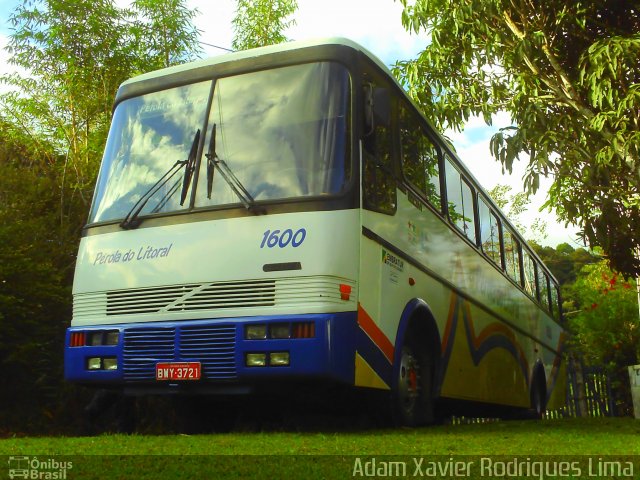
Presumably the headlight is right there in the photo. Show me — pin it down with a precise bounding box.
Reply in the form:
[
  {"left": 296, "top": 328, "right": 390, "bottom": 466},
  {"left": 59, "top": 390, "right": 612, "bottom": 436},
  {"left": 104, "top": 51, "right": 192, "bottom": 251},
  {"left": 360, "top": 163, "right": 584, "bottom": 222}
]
[
  {"left": 245, "top": 353, "right": 267, "bottom": 367},
  {"left": 87, "top": 357, "right": 102, "bottom": 370},
  {"left": 102, "top": 357, "right": 118, "bottom": 370},
  {"left": 87, "top": 332, "right": 103, "bottom": 346},
  {"left": 245, "top": 325, "right": 267, "bottom": 340},
  {"left": 269, "top": 324, "right": 290, "bottom": 339},
  {"left": 269, "top": 352, "right": 290, "bottom": 366},
  {"left": 105, "top": 331, "right": 120, "bottom": 345}
]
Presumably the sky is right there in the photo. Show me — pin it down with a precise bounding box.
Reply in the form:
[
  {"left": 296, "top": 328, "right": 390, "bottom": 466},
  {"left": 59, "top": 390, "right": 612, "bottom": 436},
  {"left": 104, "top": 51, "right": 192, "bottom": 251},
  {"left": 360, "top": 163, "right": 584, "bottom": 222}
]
[{"left": 0, "top": 0, "right": 579, "bottom": 247}]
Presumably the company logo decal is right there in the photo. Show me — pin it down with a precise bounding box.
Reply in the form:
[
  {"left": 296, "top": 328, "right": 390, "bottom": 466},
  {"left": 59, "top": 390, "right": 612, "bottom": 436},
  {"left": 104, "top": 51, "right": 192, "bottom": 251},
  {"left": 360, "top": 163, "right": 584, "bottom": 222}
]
[
  {"left": 92, "top": 243, "right": 173, "bottom": 266},
  {"left": 382, "top": 249, "right": 404, "bottom": 272}
]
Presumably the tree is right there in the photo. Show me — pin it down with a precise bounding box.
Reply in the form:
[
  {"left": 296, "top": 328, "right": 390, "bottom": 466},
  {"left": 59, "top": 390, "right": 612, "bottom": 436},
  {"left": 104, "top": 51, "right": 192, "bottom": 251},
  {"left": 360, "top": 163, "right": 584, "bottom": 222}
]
[
  {"left": 3, "top": 0, "right": 138, "bottom": 232},
  {"left": 232, "top": 0, "right": 298, "bottom": 51},
  {"left": 131, "top": 0, "right": 202, "bottom": 69},
  {"left": 1, "top": 0, "right": 203, "bottom": 233},
  {"left": 487, "top": 184, "right": 547, "bottom": 241},
  {"left": 530, "top": 242, "right": 599, "bottom": 288},
  {"left": 568, "top": 261, "right": 639, "bottom": 414},
  {"left": 394, "top": 0, "right": 640, "bottom": 277},
  {"left": 0, "top": 0, "right": 202, "bottom": 433},
  {"left": 0, "top": 124, "right": 74, "bottom": 432}
]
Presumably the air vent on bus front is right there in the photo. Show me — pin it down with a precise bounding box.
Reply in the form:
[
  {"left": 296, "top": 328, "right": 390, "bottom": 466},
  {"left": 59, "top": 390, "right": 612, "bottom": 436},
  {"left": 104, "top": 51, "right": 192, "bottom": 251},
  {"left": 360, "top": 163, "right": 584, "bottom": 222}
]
[
  {"left": 72, "top": 276, "right": 356, "bottom": 321},
  {"left": 106, "top": 280, "right": 276, "bottom": 316}
]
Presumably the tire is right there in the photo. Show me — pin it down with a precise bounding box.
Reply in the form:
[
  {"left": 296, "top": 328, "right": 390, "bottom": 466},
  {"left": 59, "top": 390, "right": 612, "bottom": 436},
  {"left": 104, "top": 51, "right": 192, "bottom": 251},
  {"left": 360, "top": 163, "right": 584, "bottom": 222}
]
[
  {"left": 530, "top": 375, "right": 547, "bottom": 419},
  {"left": 391, "top": 339, "right": 435, "bottom": 426}
]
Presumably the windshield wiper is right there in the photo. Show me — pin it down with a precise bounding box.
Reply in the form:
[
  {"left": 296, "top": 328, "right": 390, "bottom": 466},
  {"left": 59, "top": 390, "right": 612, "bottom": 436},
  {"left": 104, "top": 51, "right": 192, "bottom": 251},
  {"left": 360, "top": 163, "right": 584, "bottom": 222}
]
[
  {"left": 120, "top": 130, "right": 200, "bottom": 230},
  {"left": 205, "top": 123, "right": 263, "bottom": 213},
  {"left": 180, "top": 129, "right": 200, "bottom": 205}
]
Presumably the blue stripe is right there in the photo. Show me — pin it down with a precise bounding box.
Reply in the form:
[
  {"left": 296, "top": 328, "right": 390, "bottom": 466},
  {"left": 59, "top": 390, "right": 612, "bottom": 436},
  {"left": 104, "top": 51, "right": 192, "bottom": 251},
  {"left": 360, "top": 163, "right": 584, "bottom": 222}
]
[{"left": 355, "top": 326, "right": 393, "bottom": 386}]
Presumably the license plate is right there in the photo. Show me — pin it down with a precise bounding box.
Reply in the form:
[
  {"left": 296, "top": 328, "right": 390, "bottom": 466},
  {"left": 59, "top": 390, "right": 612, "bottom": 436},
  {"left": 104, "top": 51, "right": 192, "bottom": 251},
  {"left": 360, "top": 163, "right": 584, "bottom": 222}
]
[{"left": 156, "top": 362, "right": 201, "bottom": 381}]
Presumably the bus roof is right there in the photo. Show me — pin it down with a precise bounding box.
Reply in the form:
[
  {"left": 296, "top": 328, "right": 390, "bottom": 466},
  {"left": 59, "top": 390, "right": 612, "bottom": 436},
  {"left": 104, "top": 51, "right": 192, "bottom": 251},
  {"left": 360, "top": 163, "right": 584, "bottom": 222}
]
[{"left": 121, "top": 37, "right": 392, "bottom": 87}]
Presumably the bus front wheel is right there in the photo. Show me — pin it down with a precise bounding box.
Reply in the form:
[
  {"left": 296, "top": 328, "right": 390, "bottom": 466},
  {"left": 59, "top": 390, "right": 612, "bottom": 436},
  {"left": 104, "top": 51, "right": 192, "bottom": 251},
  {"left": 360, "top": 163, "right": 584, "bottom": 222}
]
[{"left": 392, "top": 341, "right": 434, "bottom": 426}]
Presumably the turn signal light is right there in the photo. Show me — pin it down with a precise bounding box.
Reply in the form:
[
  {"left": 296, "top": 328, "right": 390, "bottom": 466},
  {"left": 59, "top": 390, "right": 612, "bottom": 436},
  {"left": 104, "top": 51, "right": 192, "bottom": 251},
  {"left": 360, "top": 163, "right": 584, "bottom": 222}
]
[
  {"left": 70, "top": 332, "right": 86, "bottom": 347},
  {"left": 339, "top": 283, "right": 352, "bottom": 301},
  {"left": 246, "top": 322, "right": 315, "bottom": 339},
  {"left": 72, "top": 330, "right": 119, "bottom": 346},
  {"left": 292, "top": 322, "right": 315, "bottom": 339}
]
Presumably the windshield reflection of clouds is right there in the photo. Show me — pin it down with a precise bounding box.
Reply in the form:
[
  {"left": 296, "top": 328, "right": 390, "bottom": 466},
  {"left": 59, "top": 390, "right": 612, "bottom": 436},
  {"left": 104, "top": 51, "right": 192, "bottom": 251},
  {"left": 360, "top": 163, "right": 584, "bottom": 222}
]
[
  {"left": 90, "top": 82, "right": 211, "bottom": 223},
  {"left": 89, "top": 62, "right": 349, "bottom": 224},
  {"left": 197, "top": 63, "right": 349, "bottom": 207}
]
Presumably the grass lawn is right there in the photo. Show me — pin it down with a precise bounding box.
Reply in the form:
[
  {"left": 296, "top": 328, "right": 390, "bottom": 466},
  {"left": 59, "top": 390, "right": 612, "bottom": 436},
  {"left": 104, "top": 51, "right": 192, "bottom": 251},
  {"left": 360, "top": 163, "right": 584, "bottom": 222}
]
[{"left": 1, "top": 418, "right": 639, "bottom": 479}]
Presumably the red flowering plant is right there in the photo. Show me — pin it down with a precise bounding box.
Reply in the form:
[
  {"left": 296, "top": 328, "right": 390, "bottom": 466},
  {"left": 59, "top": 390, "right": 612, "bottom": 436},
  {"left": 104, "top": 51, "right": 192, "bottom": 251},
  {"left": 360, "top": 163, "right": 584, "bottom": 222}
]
[{"left": 568, "top": 260, "right": 639, "bottom": 414}]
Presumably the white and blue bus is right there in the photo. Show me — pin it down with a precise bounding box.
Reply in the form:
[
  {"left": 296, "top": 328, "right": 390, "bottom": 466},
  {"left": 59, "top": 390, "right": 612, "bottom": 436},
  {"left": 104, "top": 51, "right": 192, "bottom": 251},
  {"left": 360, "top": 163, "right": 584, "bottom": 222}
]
[{"left": 64, "top": 38, "right": 566, "bottom": 427}]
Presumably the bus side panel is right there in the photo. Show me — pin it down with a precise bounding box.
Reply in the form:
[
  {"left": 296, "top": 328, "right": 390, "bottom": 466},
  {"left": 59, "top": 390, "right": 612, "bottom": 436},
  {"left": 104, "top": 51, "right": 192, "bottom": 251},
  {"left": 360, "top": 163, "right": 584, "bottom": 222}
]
[
  {"left": 360, "top": 192, "right": 565, "bottom": 409},
  {"left": 545, "top": 358, "right": 568, "bottom": 411},
  {"left": 437, "top": 296, "right": 530, "bottom": 407}
]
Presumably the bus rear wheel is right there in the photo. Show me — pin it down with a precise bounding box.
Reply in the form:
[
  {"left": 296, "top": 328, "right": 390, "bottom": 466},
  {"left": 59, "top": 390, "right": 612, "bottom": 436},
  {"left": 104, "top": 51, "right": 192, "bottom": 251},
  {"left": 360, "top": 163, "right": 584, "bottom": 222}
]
[
  {"left": 392, "top": 341, "right": 434, "bottom": 426},
  {"left": 530, "top": 374, "right": 547, "bottom": 419}
]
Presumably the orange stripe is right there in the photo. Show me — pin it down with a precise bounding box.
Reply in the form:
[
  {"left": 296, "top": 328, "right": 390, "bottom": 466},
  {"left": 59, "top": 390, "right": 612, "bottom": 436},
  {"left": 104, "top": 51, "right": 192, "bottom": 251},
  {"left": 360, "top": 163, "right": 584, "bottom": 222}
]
[
  {"left": 357, "top": 303, "right": 394, "bottom": 364},
  {"left": 441, "top": 294, "right": 459, "bottom": 355}
]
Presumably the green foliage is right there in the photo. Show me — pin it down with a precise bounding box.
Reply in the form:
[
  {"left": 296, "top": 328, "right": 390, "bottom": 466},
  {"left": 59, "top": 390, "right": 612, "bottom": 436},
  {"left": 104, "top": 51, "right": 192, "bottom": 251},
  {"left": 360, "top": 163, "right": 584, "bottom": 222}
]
[
  {"left": 3, "top": 0, "right": 137, "bottom": 228},
  {"left": 568, "top": 261, "right": 639, "bottom": 414},
  {"left": 2, "top": 0, "right": 203, "bottom": 220},
  {"left": 394, "top": 0, "right": 640, "bottom": 276},
  {"left": 530, "top": 242, "right": 598, "bottom": 288},
  {"left": 0, "top": 131, "right": 77, "bottom": 432},
  {"left": 487, "top": 184, "right": 547, "bottom": 241},
  {"left": 232, "top": 0, "right": 298, "bottom": 51},
  {"left": 130, "top": 0, "right": 202, "bottom": 69},
  {"left": 0, "top": 0, "right": 202, "bottom": 433}
]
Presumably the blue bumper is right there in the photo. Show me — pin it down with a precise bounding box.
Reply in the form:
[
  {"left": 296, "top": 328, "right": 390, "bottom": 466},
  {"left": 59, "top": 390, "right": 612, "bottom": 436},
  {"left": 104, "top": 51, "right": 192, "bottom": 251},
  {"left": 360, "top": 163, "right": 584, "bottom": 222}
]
[{"left": 64, "top": 312, "right": 357, "bottom": 391}]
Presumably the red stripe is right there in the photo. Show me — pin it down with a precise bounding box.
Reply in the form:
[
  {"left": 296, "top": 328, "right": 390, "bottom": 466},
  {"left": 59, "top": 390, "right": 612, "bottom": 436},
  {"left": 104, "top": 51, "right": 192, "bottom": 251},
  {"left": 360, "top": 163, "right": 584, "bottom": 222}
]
[{"left": 357, "top": 304, "right": 394, "bottom": 364}]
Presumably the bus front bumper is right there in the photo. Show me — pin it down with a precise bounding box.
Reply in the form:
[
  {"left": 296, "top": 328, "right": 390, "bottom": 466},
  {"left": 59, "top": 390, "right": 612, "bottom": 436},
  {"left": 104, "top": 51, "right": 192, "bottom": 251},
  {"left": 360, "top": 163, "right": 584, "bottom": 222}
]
[{"left": 64, "top": 312, "right": 357, "bottom": 391}]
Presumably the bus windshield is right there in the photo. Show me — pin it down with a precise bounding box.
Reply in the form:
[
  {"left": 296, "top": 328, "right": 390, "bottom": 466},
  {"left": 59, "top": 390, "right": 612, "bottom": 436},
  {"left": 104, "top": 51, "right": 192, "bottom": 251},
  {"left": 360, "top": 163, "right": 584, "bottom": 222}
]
[{"left": 89, "top": 62, "right": 351, "bottom": 224}]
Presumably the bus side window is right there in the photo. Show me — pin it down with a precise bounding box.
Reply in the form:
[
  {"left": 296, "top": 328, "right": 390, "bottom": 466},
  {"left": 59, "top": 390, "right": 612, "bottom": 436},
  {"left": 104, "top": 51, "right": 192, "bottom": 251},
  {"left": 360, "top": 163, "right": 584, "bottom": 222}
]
[
  {"left": 550, "top": 283, "right": 560, "bottom": 320},
  {"left": 445, "top": 156, "right": 476, "bottom": 244},
  {"left": 503, "top": 226, "right": 521, "bottom": 285},
  {"left": 478, "top": 197, "right": 502, "bottom": 267},
  {"left": 522, "top": 250, "right": 537, "bottom": 299},
  {"left": 399, "top": 105, "right": 441, "bottom": 210},
  {"left": 363, "top": 86, "right": 396, "bottom": 215},
  {"left": 538, "top": 267, "right": 550, "bottom": 312}
]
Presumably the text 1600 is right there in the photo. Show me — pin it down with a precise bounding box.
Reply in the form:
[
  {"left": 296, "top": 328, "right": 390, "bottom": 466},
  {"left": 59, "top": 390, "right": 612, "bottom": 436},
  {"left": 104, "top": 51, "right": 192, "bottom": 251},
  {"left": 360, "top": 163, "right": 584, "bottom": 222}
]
[{"left": 260, "top": 228, "right": 306, "bottom": 248}]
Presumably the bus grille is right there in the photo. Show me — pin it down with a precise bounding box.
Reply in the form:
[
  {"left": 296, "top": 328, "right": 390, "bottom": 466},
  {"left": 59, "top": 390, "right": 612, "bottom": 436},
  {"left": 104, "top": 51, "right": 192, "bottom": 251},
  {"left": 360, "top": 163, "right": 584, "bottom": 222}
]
[{"left": 122, "top": 324, "right": 236, "bottom": 382}]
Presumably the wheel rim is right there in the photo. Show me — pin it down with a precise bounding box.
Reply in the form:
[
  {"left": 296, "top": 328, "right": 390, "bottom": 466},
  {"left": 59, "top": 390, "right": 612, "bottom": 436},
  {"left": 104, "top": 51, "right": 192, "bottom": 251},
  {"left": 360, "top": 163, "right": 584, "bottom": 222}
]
[{"left": 398, "top": 347, "right": 420, "bottom": 416}]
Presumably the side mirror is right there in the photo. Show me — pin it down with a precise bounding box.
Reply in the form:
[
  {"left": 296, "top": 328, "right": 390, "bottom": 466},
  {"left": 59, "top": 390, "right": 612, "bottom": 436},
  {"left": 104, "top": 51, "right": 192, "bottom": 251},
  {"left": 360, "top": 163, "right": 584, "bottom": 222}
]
[
  {"left": 373, "top": 88, "right": 391, "bottom": 127},
  {"left": 364, "top": 85, "right": 391, "bottom": 132}
]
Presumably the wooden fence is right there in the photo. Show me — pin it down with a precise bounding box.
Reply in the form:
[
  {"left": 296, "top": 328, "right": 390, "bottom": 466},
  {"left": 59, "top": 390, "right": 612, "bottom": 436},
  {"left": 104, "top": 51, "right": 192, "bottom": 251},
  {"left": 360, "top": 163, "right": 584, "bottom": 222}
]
[{"left": 546, "top": 356, "right": 616, "bottom": 418}]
